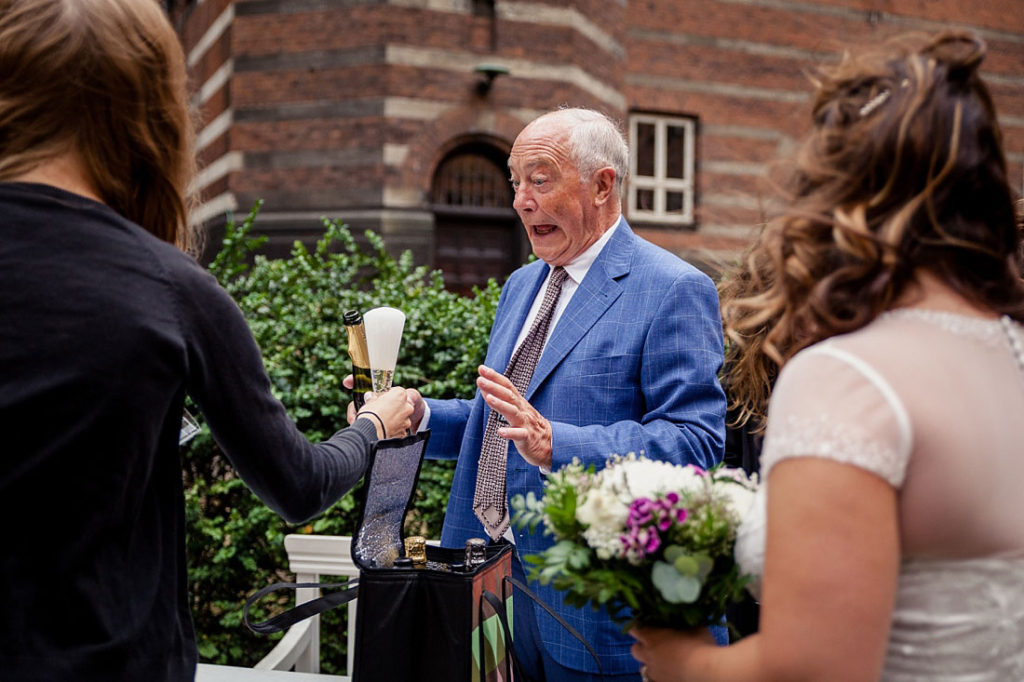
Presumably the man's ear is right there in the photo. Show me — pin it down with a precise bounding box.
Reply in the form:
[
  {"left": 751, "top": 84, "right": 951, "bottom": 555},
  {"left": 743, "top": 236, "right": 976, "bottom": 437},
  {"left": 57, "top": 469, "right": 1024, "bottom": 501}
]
[{"left": 591, "top": 167, "right": 616, "bottom": 206}]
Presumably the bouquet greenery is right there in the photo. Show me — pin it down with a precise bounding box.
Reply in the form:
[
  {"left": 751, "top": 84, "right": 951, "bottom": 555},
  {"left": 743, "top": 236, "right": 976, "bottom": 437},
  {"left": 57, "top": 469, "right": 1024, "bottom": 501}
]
[{"left": 510, "top": 453, "right": 758, "bottom": 630}]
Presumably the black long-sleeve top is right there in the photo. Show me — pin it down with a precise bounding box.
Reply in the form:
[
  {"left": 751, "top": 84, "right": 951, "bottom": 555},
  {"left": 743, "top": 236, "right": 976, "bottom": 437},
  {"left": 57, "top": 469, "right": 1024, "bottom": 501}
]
[{"left": 0, "top": 182, "right": 375, "bottom": 681}]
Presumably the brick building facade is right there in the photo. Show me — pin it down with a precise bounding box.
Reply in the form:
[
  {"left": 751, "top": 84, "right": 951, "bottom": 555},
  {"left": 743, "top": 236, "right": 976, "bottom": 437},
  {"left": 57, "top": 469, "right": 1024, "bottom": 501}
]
[{"left": 171, "top": 0, "right": 1024, "bottom": 288}]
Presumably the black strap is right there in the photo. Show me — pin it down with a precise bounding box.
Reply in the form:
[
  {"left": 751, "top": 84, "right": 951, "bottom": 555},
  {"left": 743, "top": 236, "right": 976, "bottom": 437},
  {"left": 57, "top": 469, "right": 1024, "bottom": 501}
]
[
  {"left": 503, "top": 576, "right": 604, "bottom": 677},
  {"left": 480, "top": 590, "right": 519, "bottom": 682},
  {"left": 243, "top": 580, "right": 359, "bottom": 635}
]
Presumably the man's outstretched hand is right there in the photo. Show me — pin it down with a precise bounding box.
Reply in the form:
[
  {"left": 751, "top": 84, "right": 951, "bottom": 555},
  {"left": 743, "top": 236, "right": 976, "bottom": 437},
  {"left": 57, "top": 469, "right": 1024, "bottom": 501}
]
[{"left": 476, "top": 365, "right": 552, "bottom": 469}]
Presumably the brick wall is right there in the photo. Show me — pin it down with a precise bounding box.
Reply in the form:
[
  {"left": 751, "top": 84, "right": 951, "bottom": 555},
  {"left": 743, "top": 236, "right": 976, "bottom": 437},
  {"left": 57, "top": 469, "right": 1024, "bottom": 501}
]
[
  {"left": 173, "top": 0, "right": 1024, "bottom": 271},
  {"left": 624, "top": 0, "right": 1024, "bottom": 269}
]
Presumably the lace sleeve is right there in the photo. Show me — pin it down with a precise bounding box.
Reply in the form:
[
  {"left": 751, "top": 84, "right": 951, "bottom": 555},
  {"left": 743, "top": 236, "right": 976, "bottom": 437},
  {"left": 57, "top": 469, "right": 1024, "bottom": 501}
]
[{"left": 761, "top": 344, "right": 913, "bottom": 487}]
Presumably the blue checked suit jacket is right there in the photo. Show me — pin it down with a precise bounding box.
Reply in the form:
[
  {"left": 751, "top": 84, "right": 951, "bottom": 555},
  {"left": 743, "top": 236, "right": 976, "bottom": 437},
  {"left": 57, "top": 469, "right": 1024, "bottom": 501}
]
[{"left": 424, "top": 219, "right": 726, "bottom": 675}]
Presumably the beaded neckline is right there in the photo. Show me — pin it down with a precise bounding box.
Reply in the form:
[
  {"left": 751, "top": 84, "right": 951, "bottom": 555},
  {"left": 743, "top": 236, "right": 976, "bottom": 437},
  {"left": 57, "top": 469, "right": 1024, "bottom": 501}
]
[
  {"left": 1000, "top": 315, "right": 1024, "bottom": 385},
  {"left": 878, "top": 308, "right": 1024, "bottom": 378},
  {"left": 878, "top": 308, "right": 1007, "bottom": 347}
]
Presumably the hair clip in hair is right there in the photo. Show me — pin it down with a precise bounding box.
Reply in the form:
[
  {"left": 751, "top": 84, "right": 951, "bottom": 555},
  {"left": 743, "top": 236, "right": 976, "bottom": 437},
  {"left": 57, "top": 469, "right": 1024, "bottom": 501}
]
[{"left": 859, "top": 89, "right": 891, "bottom": 117}]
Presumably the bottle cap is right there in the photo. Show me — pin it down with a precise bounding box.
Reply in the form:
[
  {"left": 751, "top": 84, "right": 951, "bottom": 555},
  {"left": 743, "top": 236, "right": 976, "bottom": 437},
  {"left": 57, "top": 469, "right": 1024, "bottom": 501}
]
[
  {"left": 404, "top": 536, "right": 427, "bottom": 565},
  {"left": 465, "top": 537, "right": 487, "bottom": 567}
]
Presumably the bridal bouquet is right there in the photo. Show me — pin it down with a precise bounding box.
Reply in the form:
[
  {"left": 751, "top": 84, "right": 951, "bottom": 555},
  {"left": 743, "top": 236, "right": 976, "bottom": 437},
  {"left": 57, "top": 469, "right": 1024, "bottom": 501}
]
[{"left": 510, "top": 453, "right": 758, "bottom": 629}]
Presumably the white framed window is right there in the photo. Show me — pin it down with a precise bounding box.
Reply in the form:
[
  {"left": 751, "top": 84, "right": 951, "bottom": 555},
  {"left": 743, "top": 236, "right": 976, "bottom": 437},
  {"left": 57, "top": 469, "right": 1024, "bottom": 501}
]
[{"left": 628, "top": 113, "right": 696, "bottom": 225}]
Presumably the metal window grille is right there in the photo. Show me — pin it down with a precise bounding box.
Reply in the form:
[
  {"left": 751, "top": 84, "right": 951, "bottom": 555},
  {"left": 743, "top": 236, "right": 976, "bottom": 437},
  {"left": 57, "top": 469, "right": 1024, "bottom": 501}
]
[{"left": 431, "top": 153, "right": 510, "bottom": 209}]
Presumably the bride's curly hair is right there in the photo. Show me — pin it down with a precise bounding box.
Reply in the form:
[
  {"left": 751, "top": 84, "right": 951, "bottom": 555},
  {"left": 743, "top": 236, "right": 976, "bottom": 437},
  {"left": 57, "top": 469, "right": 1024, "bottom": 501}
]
[{"left": 721, "top": 31, "right": 1024, "bottom": 429}]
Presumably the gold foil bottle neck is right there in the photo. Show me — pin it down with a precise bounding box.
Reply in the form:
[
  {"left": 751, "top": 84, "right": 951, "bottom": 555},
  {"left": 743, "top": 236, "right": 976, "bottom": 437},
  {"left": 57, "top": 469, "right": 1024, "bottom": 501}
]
[{"left": 404, "top": 535, "right": 427, "bottom": 566}]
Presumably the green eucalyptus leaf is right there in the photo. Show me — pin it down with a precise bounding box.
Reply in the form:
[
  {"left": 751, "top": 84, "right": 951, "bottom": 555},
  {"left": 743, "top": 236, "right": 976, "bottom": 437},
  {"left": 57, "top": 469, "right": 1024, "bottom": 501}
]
[
  {"left": 663, "top": 545, "right": 685, "bottom": 563},
  {"left": 652, "top": 561, "right": 703, "bottom": 604},
  {"left": 673, "top": 555, "right": 699, "bottom": 576},
  {"left": 694, "top": 553, "right": 714, "bottom": 581}
]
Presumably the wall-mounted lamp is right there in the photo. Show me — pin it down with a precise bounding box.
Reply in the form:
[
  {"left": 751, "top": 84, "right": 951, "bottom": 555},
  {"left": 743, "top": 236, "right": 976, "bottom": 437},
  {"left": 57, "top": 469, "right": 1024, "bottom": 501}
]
[{"left": 474, "top": 63, "right": 509, "bottom": 96}]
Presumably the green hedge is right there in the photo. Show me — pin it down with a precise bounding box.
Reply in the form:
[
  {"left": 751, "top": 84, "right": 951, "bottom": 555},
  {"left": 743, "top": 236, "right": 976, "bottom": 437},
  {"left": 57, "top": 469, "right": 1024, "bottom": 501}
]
[{"left": 182, "top": 202, "right": 503, "bottom": 671}]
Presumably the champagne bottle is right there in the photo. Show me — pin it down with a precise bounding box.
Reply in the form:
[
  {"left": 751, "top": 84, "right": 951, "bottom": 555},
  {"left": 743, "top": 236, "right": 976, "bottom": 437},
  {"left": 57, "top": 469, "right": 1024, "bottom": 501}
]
[{"left": 343, "top": 310, "right": 374, "bottom": 410}]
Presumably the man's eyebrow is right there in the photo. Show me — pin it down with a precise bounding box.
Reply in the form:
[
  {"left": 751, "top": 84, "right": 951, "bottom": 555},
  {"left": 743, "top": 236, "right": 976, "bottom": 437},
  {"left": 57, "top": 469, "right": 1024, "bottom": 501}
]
[{"left": 508, "top": 160, "right": 546, "bottom": 173}]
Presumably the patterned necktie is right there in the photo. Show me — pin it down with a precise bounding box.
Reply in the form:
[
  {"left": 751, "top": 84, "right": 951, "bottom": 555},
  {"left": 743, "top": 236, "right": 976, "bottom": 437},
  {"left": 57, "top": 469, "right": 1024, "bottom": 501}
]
[{"left": 473, "top": 266, "right": 570, "bottom": 540}]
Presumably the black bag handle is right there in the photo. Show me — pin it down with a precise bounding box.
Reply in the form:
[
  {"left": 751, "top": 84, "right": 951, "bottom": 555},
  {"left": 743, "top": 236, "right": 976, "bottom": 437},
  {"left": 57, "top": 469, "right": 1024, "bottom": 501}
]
[
  {"left": 243, "top": 580, "right": 359, "bottom": 635},
  {"left": 502, "top": 576, "right": 605, "bottom": 677},
  {"left": 479, "top": 590, "right": 520, "bottom": 682}
]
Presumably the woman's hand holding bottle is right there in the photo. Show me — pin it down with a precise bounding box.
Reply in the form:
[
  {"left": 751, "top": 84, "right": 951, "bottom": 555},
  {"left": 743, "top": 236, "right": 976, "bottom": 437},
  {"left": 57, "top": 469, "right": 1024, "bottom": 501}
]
[{"left": 353, "top": 386, "right": 413, "bottom": 439}]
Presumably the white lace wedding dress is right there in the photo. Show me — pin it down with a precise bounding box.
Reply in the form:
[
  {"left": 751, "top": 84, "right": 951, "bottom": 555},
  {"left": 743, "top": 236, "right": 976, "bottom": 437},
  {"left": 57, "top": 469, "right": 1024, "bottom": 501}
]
[{"left": 735, "top": 309, "right": 1024, "bottom": 681}]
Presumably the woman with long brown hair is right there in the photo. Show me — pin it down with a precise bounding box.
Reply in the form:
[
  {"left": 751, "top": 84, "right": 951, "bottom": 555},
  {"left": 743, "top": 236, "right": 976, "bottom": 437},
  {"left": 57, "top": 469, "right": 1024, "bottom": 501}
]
[
  {"left": 632, "top": 31, "right": 1024, "bottom": 681},
  {"left": 0, "top": 1, "right": 413, "bottom": 679}
]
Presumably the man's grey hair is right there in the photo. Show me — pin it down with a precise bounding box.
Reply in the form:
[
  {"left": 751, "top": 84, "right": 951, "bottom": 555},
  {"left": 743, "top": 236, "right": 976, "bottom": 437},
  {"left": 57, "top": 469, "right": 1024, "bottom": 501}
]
[{"left": 552, "top": 108, "right": 629, "bottom": 198}]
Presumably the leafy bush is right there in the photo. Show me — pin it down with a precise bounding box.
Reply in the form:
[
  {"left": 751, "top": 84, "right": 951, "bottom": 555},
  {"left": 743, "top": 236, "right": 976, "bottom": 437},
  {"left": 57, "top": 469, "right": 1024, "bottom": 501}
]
[{"left": 183, "top": 201, "right": 502, "bottom": 671}]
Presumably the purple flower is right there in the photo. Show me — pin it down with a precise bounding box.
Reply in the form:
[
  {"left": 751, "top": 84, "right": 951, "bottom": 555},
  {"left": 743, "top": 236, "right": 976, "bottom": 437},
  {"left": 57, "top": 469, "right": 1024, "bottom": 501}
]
[
  {"left": 620, "top": 493, "right": 692, "bottom": 563},
  {"left": 644, "top": 529, "right": 661, "bottom": 554},
  {"left": 628, "top": 498, "right": 654, "bottom": 524}
]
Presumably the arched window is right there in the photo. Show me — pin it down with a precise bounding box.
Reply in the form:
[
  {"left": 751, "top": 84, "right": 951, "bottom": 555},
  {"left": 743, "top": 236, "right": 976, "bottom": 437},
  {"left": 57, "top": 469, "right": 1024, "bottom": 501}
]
[{"left": 431, "top": 143, "right": 523, "bottom": 295}]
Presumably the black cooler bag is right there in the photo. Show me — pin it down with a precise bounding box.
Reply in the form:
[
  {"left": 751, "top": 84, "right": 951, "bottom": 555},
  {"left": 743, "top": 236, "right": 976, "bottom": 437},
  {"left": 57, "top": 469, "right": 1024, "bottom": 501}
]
[{"left": 244, "top": 430, "right": 518, "bottom": 682}]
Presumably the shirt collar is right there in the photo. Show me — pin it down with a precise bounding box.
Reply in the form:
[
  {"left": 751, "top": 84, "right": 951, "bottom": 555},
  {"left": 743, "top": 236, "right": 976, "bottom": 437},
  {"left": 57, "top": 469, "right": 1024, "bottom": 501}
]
[{"left": 560, "top": 214, "right": 622, "bottom": 285}]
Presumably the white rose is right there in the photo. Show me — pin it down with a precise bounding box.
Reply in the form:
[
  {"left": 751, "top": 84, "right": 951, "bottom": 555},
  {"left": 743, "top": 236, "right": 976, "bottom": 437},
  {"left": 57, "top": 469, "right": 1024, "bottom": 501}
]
[
  {"left": 611, "top": 458, "right": 706, "bottom": 500},
  {"left": 716, "top": 478, "right": 758, "bottom": 521},
  {"left": 576, "top": 486, "right": 629, "bottom": 529},
  {"left": 663, "top": 463, "right": 708, "bottom": 497},
  {"left": 576, "top": 485, "right": 630, "bottom": 560}
]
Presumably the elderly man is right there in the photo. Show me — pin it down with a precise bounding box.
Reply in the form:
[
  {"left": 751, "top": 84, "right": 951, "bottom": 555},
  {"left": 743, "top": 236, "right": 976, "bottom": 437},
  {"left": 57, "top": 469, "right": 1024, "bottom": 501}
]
[{"left": 416, "top": 107, "right": 726, "bottom": 681}]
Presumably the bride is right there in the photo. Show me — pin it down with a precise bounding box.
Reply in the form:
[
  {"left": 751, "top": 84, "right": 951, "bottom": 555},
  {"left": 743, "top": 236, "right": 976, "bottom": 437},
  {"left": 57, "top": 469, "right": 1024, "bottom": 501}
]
[{"left": 631, "top": 31, "right": 1024, "bottom": 681}]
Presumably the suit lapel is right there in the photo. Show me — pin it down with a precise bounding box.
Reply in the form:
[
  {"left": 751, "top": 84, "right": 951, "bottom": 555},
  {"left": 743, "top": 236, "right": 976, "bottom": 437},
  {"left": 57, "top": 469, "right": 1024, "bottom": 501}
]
[
  {"left": 524, "top": 222, "right": 635, "bottom": 400},
  {"left": 491, "top": 261, "right": 549, "bottom": 370}
]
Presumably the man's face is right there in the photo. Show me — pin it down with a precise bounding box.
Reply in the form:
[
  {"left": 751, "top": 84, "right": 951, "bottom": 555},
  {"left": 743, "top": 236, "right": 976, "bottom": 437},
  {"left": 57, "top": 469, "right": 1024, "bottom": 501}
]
[{"left": 507, "top": 117, "right": 605, "bottom": 267}]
